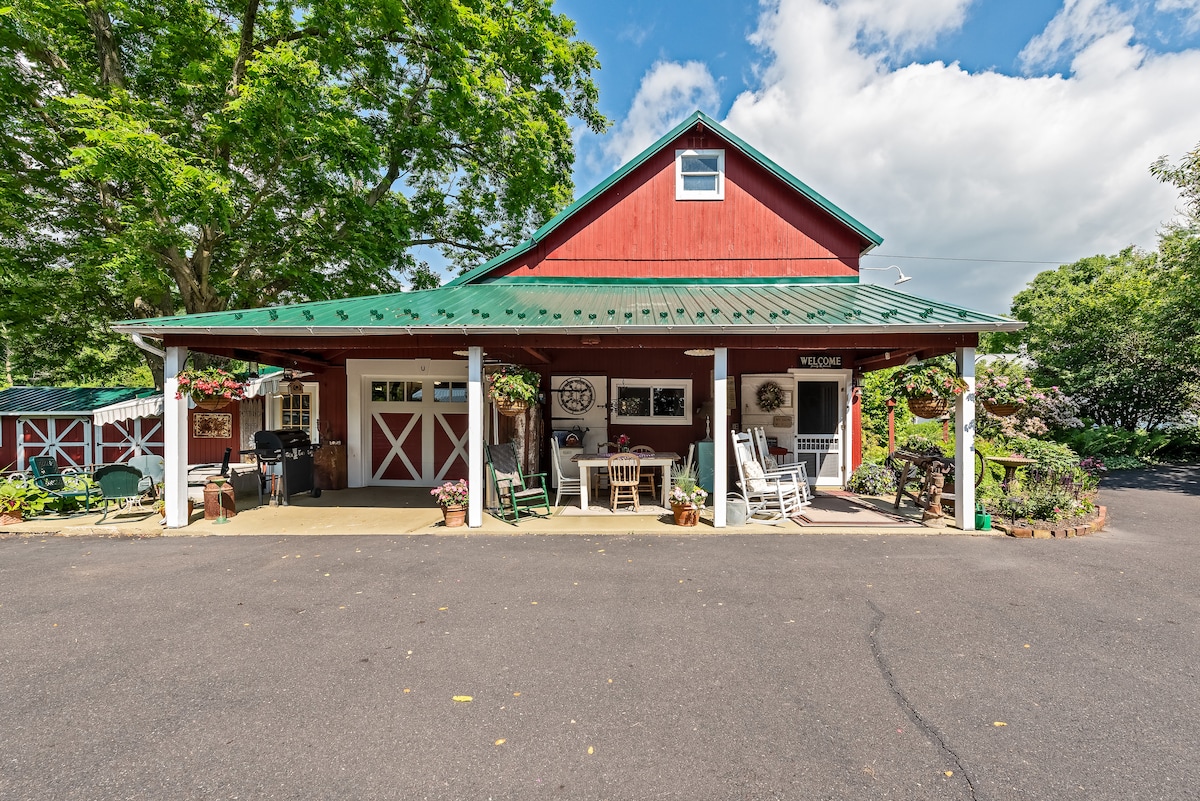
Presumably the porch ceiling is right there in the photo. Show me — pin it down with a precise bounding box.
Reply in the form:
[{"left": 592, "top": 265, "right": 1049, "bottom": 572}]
[{"left": 114, "top": 282, "right": 1022, "bottom": 338}]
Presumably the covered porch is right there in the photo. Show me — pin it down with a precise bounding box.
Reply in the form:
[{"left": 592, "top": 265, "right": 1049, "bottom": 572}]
[{"left": 114, "top": 280, "right": 1012, "bottom": 533}]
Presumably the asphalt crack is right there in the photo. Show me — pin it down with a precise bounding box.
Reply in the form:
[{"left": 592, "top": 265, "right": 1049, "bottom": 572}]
[{"left": 867, "top": 600, "right": 980, "bottom": 800}]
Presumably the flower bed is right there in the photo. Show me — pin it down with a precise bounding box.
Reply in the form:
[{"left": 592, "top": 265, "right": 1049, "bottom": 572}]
[{"left": 993, "top": 505, "right": 1107, "bottom": 538}]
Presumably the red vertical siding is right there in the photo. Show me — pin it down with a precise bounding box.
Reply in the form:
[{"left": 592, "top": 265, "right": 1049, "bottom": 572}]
[
  {"left": 188, "top": 403, "right": 242, "bottom": 464},
  {"left": 0, "top": 418, "right": 15, "bottom": 472},
  {"left": 488, "top": 132, "right": 866, "bottom": 281}
]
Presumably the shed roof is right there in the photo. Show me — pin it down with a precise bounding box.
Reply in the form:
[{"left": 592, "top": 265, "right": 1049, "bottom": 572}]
[
  {"left": 0, "top": 386, "right": 154, "bottom": 416},
  {"left": 114, "top": 280, "right": 1022, "bottom": 337}
]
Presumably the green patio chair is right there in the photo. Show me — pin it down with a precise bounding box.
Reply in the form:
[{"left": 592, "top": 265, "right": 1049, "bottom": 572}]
[
  {"left": 29, "top": 456, "right": 100, "bottom": 514},
  {"left": 92, "top": 464, "right": 148, "bottom": 522},
  {"left": 486, "top": 442, "right": 550, "bottom": 523}
]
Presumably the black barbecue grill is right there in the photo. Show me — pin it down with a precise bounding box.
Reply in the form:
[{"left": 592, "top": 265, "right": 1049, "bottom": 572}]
[{"left": 246, "top": 429, "right": 322, "bottom": 506}]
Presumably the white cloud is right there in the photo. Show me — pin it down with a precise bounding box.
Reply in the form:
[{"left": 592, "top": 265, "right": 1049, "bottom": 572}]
[
  {"left": 821, "top": 0, "right": 974, "bottom": 52},
  {"left": 601, "top": 60, "right": 720, "bottom": 167},
  {"left": 1156, "top": 0, "right": 1200, "bottom": 31},
  {"left": 715, "top": 0, "right": 1200, "bottom": 312},
  {"left": 1018, "top": 0, "right": 1135, "bottom": 71}
]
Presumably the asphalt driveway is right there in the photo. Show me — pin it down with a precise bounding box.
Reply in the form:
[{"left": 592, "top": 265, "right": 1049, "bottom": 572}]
[{"left": 1, "top": 466, "right": 1197, "bottom": 800}]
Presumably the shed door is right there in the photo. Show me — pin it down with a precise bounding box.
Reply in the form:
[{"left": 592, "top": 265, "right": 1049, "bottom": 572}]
[
  {"left": 17, "top": 416, "right": 93, "bottom": 470},
  {"left": 365, "top": 378, "right": 468, "bottom": 486}
]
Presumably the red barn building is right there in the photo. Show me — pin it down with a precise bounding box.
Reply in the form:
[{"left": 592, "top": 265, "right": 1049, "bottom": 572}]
[{"left": 115, "top": 112, "right": 1022, "bottom": 528}]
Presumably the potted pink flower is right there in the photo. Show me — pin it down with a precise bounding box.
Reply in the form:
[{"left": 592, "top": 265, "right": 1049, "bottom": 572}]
[{"left": 430, "top": 479, "right": 469, "bottom": 527}]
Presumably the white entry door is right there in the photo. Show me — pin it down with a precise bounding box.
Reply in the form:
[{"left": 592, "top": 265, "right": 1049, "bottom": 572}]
[{"left": 791, "top": 371, "right": 850, "bottom": 487}]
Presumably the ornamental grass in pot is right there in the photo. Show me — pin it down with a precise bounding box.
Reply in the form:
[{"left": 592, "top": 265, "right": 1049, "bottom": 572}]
[{"left": 668, "top": 464, "right": 708, "bottom": 526}]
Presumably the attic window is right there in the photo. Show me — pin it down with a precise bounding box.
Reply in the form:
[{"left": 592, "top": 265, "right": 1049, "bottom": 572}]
[{"left": 675, "top": 149, "right": 724, "bottom": 200}]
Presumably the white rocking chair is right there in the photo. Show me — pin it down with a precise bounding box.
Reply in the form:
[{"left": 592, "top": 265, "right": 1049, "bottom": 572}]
[
  {"left": 748, "top": 426, "right": 812, "bottom": 506},
  {"left": 732, "top": 430, "right": 809, "bottom": 524}
]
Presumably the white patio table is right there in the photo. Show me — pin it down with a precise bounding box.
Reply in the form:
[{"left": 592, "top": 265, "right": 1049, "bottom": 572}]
[{"left": 571, "top": 451, "right": 680, "bottom": 510}]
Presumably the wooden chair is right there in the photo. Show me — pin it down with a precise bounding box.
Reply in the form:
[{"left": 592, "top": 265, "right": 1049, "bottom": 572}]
[
  {"left": 607, "top": 453, "right": 641, "bottom": 512},
  {"left": 29, "top": 455, "right": 100, "bottom": 514},
  {"left": 630, "top": 445, "right": 657, "bottom": 498},
  {"left": 485, "top": 442, "right": 551, "bottom": 522},
  {"left": 592, "top": 441, "right": 618, "bottom": 496},
  {"left": 548, "top": 437, "right": 582, "bottom": 507}
]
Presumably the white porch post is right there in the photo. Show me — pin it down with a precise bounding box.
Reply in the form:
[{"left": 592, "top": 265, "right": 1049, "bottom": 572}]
[
  {"left": 955, "top": 347, "right": 976, "bottom": 531},
  {"left": 467, "top": 346, "right": 484, "bottom": 528},
  {"left": 163, "top": 346, "right": 189, "bottom": 528},
  {"left": 713, "top": 347, "right": 728, "bottom": 528}
]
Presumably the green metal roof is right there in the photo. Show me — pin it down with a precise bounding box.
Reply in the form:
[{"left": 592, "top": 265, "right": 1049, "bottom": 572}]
[
  {"left": 445, "top": 111, "right": 882, "bottom": 288},
  {"left": 114, "top": 281, "right": 1022, "bottom": 336},
  {"left": 0, "top": 386, "right": 154, "bottom": 415}
]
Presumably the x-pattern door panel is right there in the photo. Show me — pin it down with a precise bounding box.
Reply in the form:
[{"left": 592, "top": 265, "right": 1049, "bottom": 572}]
[{"left": 365, "top": 376, "right": 468, "bottom": 486}]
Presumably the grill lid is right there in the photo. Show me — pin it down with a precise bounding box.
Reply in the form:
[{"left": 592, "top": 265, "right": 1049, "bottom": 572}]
[{"left": 253, "top": 429, "right": 313, "bottom": 451}]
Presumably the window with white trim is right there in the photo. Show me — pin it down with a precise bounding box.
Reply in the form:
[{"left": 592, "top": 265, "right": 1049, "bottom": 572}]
[
  {"left": 675, "top": 149, "right": 724, "bottom": 200},
  {"left": 272, "top": 382, "right": 319, "bottom": 441},
  {"left": 610, "top": 379, "right": 693, "bottom": 426}
]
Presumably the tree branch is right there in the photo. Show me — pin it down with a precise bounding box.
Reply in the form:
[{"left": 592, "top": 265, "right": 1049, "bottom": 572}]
[{"left": 83, "top": 1, "right": 126, "bottom": 90}]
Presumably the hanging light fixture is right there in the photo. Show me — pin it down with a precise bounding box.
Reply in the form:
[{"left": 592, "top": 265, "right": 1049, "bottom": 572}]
[{"left": 861, "top": 264, "right": 913, "bottom": 285}]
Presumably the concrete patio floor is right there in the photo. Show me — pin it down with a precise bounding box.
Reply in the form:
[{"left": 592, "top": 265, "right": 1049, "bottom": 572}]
[{"left": 0, "top": 486, "right": 981, "bottom": 538}]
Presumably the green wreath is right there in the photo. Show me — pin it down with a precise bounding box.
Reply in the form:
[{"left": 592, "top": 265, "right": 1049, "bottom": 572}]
[{"left": 756, "top": 381, "right": 785, "bottom": 412}]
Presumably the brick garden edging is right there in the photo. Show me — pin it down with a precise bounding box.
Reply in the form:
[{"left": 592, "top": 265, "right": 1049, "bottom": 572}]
[{"left": 994, "top": 505, "right": 1107, "bottom": 539}]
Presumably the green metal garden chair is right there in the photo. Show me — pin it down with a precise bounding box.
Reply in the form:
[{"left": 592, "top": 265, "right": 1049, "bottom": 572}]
[
  {"left": 485, "top": 442, "right": 551, "bottom": 523},
  {"left": 29, "top": 455, "right": 100, "bottom": 514},
  {"left": 92, "top": 464, "right": 148, "bottom": 522}
]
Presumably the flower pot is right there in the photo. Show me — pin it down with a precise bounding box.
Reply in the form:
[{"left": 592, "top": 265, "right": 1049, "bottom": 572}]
[
  {"left": 982, "top": 401, "right": 1020, "bottom": 417},
  {"left": 1, "top": 510, "right": 24, "bottom": 526},
  {"left": 494, "top": 397, "right": 529, "bottom": 417},
  {"left": 194, "top": 397, "right": 232, "bottom": 411},
  {"left": 671, "top": 502, "right": 699, "bottom": 527},
  {"left": 442, "top": 504, "right": 467, "bottom": 527},
  {"left": 907, "top": 397, "right": 950, "bottom": 418}
]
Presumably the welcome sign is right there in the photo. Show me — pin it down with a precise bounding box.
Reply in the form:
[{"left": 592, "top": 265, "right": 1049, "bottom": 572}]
[{"left": 796, "top": 355, "right": 843, "bottom": 368}]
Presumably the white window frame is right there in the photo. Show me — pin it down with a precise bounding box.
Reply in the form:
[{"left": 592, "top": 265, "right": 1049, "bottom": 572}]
[
  {"left": 609, "top": 379, "right": 693, "bottom": 426},
  {"left": 675, "top": 148, "right": 725, "bottom": 200},
  {"left": 270, "top": 381, "right": 320, "bottom": 442}
]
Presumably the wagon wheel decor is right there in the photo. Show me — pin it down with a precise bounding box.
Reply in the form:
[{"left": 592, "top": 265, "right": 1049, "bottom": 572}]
[{"left": 756, "top": 381, "right": 785, "bottom": 413}]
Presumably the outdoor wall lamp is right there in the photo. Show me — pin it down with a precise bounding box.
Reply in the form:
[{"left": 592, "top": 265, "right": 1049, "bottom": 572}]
[{"left": 861, "top": 264, "right": 913, "bottom": 285}]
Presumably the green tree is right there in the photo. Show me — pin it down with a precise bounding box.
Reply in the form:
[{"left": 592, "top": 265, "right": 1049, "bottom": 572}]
[
  {"left": 0, "top": 0, "right": 605, "bottom": 384},
  {"left": 1005, "top": 250, "right": 1198, "bottom": 430}
]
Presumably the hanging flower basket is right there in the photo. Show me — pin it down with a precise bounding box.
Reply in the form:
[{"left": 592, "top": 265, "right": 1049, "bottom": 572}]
[
  {"left": 176, "top": 366, "right": 248, "bottom": 411},
  {"left": 494, "top": 397, "right": 530, "bottom": 417},
  {"left": 488, "top": 365, "right": 540, "bottom": 417},
  {"left": 982, "top": 400, "right": 1020, "bottom": 417},
  {"left": 907, "top": 397, "right": 951, "bottom": 418}
]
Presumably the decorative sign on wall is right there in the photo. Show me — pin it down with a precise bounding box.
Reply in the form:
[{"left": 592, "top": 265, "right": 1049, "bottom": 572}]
[
  {"left": 193, "top": 413, "right": 233, "bottom": 439},
  {"left": 797, "top": 355, "right": 843, "bottom": 369}
]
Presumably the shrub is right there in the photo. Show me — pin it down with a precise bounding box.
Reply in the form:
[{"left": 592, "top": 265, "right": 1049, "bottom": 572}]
[{"left": 848, "top": 462, "right": 897, "bottom": 496}]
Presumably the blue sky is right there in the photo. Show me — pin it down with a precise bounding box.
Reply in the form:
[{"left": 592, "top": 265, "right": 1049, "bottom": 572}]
[{"left": 548, "top": 0, "right": 1200, "bottom": 313}]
